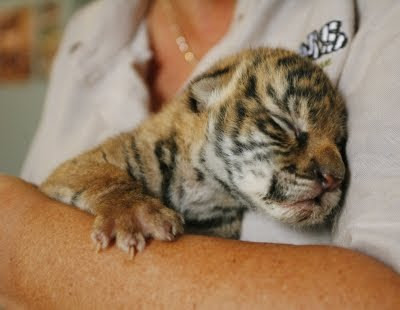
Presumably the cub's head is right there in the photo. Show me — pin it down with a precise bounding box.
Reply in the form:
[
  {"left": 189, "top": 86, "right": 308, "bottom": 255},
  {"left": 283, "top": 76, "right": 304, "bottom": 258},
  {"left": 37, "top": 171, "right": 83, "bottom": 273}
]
[{"left": 188, "top": 48, "right": 347, "bottom": 226}]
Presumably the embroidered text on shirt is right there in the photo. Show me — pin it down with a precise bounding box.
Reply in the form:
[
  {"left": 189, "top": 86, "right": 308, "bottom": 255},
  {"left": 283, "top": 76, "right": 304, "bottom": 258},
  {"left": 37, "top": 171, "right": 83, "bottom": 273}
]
[{"left": 300, "top": 20, "right": 347, "bottom": 60}]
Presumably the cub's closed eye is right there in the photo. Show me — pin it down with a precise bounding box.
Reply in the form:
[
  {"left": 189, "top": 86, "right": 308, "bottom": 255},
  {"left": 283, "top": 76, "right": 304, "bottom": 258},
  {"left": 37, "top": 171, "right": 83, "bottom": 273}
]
[
  {"left": 284, "top": 164, "right": 297, "bottom": 174},
  {"left": 296, "top": 131, "right": 308, "bottom": 148}
]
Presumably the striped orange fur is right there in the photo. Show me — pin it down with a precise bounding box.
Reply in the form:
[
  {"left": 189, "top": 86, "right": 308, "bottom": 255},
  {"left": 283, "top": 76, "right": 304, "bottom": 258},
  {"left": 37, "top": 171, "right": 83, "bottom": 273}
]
[{"left": 41, "top": 48, "right": 347, "bottom": 255}]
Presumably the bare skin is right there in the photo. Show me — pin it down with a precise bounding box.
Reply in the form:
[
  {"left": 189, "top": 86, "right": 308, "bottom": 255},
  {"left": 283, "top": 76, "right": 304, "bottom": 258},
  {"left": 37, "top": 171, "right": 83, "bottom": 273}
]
[
  {"left": 1, "top": 175, "right": 400, "bottom": 309},
  {"left": 146, "top": 0, "right": 235, "bottom": 111}
]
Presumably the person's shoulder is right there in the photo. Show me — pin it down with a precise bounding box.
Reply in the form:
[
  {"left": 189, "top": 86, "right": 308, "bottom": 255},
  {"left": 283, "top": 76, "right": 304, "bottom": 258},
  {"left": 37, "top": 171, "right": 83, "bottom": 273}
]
[
  {"left": 62, "top": 0, "right": 104, "bottom": 44},
  {"left": 66, "top": 1, "right": 103, "bottom": 32},
  {"left": 357, "top": 1, "right": 400, "bottom": 29}
]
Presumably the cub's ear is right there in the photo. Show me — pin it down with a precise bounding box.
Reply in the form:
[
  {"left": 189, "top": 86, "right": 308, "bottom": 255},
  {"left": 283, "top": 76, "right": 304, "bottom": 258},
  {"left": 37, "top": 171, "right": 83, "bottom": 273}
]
[{"left": 188, "top": 66, "right": 233, "bottom": 113}]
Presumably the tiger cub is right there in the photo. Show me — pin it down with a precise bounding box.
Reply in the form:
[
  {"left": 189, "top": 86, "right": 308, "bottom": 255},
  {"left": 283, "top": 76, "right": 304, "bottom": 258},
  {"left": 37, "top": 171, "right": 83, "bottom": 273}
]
[{"left": 40, "top": 48, "right": 347, "bottom": 256}]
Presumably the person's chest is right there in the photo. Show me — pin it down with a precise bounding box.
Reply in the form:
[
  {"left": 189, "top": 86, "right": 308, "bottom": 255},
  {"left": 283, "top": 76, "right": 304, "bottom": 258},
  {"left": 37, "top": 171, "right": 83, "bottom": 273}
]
[{"left": 67, "top": 0, "right": 355, "bottom": 133}]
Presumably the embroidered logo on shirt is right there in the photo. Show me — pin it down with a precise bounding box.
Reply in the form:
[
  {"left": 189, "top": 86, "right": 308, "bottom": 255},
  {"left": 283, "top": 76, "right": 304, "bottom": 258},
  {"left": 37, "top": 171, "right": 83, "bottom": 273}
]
[{"left": 300, "top": 20, "right": 348, "bottom": 60}]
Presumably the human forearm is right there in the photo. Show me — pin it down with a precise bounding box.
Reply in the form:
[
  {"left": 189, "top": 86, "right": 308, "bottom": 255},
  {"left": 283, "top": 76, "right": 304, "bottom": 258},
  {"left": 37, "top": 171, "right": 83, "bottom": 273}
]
[{"left": 1, "top": 175, "right": 399, "bottom": 309}]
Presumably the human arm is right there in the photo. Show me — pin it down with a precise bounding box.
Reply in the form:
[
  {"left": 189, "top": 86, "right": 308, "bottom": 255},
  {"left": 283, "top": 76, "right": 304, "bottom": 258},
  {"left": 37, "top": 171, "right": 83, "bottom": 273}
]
[{"left": 1, "top": 175, "right": 399, "bottom": 309}]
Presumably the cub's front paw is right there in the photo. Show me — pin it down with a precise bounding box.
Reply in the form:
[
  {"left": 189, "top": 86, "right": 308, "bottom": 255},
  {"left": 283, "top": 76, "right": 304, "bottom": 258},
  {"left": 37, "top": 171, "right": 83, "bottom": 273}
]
[{"left": 91, "top": 199, "right": 184, "bottom": 258}]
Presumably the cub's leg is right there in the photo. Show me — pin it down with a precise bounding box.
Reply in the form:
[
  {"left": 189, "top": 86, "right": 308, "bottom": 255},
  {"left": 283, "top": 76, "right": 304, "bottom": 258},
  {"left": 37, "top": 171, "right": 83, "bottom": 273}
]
[{"left": 40, "top": 156, "right": 184, "bottom": 256}]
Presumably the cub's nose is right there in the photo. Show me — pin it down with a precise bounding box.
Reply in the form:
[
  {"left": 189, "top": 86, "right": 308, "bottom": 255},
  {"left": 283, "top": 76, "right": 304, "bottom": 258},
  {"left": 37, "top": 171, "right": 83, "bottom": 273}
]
[
  {"left": 311, "top": 145, "right": 345, "bottom": 192},
  {"left": 312, "top": 163, "right": 344, "bottom": 192},
  {"left": 320, "top": 173, "right": 342, "bottom": 192}
]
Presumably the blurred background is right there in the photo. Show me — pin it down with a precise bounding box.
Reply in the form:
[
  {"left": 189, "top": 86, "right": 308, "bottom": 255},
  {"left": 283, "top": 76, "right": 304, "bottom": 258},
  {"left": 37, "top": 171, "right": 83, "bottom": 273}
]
[{"left": 0, "top": 0, "right": 93, "bottom": 176}]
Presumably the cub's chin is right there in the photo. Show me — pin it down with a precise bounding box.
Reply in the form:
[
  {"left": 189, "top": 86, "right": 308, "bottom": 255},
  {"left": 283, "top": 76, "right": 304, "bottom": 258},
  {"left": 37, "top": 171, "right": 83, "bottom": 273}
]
[{"left": 260, "top": 189, "right": 342, "bottom": 227}]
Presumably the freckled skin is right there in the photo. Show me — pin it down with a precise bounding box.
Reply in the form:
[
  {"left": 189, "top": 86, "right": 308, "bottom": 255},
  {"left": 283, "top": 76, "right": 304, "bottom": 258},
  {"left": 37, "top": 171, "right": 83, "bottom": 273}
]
[{"left": 40, "top": 48, "right": 347, "bottom": 255}]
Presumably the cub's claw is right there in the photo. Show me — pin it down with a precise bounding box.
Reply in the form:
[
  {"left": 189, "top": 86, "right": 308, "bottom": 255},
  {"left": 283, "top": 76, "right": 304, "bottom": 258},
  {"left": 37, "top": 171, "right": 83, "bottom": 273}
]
[{"left": 129, "top": 247, "right": 134, "bottom": 260}]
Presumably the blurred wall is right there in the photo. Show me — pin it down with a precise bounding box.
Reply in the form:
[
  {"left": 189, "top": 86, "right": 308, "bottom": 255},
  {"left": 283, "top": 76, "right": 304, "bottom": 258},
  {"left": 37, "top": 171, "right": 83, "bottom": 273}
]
[
  {"left": 0, "top": 0, "right": 92, "bottom": 176},
  {"left": 0, "top": 81, "right": 46, "bottom": 176}
]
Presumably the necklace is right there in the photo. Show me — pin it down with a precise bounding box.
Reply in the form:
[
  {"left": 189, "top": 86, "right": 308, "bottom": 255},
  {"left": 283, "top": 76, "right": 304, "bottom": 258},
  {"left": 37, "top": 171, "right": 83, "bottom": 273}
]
[{"left": 161, "top": 0, "right": 199, "bottom": 64}]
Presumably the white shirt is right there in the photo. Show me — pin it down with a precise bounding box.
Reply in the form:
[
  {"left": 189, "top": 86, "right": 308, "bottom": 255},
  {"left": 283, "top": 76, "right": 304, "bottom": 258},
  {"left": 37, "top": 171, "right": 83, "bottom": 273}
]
[{"left": 21, "top": 0, "right": 400, "bottom": 272}]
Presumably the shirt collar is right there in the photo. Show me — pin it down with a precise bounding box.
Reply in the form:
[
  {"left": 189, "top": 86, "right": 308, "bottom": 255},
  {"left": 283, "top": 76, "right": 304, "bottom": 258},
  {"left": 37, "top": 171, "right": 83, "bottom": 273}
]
[{"left": 75, "top": 0, "right": 150, "bottom": 83}]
